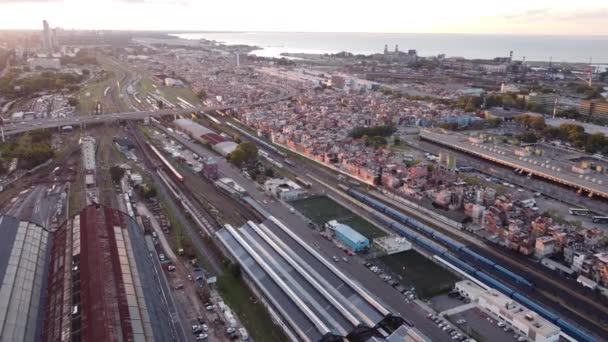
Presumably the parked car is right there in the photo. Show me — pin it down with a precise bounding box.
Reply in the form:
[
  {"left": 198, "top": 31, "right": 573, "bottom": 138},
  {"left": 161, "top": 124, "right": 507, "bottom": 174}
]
[{"left": 195, "top": 333, "right": 208, "bottom": 340}]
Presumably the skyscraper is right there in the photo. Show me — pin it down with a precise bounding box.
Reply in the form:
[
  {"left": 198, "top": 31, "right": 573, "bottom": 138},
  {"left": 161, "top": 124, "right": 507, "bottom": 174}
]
[
  {"left": 42, "top": 20, "right": 51, "bottom": 50},
  {"left": 41, "top": 20, "right": 58, "bottom": 51}
]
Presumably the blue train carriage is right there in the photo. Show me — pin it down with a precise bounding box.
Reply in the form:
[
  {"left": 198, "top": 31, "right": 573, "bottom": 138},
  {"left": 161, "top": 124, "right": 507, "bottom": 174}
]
[
  {"left": 475, "top": 272, "right": 515, "bottom": 296},
  {"left": 555, "top": 318, "right": 596, "bottom": 342},
  {"left": 494, "top": 265, "right": 534, "bottom": 288},
  {"left": 511, "top": 292, "right": 559, "bottom": 322},
  {"left": 460, "top": 247, "right": 496, "bottom": 267},
  {"left": 433, "top": 232, "right": 465, "bottom": 251},
  {"left": 442, "top": 253, "right": 477, "bottom": 274},
  {"left": 414, "top": 235, "right": 447, "bottom": 255}
]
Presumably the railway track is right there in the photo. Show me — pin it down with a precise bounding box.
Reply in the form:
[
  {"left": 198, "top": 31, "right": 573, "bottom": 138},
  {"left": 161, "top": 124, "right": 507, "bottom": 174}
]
[
  {"left": 128, "top": 122, "right": 261, "bottom": 229},
  {"left": 368, "top": 190, "right": 608, "bottom": 338}
]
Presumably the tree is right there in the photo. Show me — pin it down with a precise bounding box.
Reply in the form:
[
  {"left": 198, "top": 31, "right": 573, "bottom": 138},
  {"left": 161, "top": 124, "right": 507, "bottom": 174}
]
[
  {"left": 529, "top": 116, "right": 546, "bottom": 130},
  {"left": 110, "top": 166, "right": 125, "bottom": 183},
  {"left": 348, "top": 125, "right": 396, "bottom": 139},
  {"left": 516, "top": 132, "right": 538, "bottom": 143},
  {"left": 197, "top": 89, "right": 207, "bottom": 99},
  {"left": 556, "top": 108, "right": 580, "bottom": 119},
  {"left": 67, "top": 97, "right": 79, "bottom": 107},
  {"left": 264, "top": 167, "right": 275, "bottom": 178},
  {"left": 228, "top": 142, "right": 258, "bottom": 167},
  {"left": 486, "top": 117, "right": 503, "bottom": 128},
  {"left": 228, "top": 148, "right": 245, "bottom": 166},
  {"left": 586, "top": 133, "right": 607, "bottom": 154},
  {"left": 142, "top": 185, "right": 157, "bottom": 199},
  {"left": 82, "top": 69, "right": 90, "bottom": 76}
]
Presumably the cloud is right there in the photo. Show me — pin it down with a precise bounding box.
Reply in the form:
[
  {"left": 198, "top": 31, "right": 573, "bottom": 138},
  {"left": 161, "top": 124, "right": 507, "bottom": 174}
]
[
  {"left": 112, "top": 0, "right": 190, "bottom": 4},
  {"left": 504, "top": 8, "right": 608, "bottom": 22},
  {"left": 503, "top": 8, "right": 551, "bottom": 20},
  {"left": 0, "top": 0, "right": 62, "bottom": 3}
]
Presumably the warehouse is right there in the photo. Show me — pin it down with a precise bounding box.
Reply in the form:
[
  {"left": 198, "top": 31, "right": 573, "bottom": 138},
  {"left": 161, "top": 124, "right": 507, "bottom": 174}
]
[
  {"left": 0, "top": 217, "right": 50, "bottom": 342},
  {"left": 173, "top": 118, "right": 237, "bottom": 156},
  {"left": 326, "top": 220, "right": 370, "bottom": 252},
  {"left": 43, "top": 205, "right": 173, "bottom": 342}
]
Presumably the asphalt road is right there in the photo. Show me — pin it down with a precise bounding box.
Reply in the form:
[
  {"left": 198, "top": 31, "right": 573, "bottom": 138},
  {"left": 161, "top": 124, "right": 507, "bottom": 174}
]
[
  {"left": 406, "top": 135, "right": 608, "bottom": 214},
  {"left": 145, "top": 235, "right": 188, "bottom": 342},
  {"left": 2, "top": 92, "right": 294, "bottom": 136}
]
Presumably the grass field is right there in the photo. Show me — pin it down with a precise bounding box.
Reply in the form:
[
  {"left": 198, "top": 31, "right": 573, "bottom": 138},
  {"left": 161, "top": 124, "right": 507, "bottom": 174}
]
[
  {"left": 291, "top": 195, "right": 387, "bottom": 241},
  {"left": 217, "top": 272, "right": 288, "bottom": 342},
  {"left": 136, "top": 76, "right": 201, "bottom": 107},
  {"left": 378, "top": 250, "right": 460, "bottom": 298}
]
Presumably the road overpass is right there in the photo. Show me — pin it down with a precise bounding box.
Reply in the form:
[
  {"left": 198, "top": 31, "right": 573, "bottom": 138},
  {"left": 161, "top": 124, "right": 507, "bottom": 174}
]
[{"left": 2, "top": 93, "right": 293, "bottom": 136}]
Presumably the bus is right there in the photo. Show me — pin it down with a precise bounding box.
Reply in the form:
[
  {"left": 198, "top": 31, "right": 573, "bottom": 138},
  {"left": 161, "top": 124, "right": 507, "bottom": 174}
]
[
  {"left": 295, "top": 177, "right": 312, "bottom": 188},
  {"left": 591, "top": 216, "right": 608, "bottom": 224},
  {"left": 569, "top": 208, "right": 591, "bottom": 216}
]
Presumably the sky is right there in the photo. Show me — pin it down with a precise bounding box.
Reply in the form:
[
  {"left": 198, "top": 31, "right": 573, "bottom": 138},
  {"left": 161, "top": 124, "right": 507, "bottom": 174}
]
[{"left": 0, "top": 0, "right": 607, "bottom": 35}]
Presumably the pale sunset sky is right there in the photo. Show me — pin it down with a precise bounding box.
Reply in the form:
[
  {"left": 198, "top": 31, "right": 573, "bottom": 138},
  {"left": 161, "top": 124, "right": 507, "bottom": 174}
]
[{"left": 0, "top": 0, "right": 606, "bottom": 35}]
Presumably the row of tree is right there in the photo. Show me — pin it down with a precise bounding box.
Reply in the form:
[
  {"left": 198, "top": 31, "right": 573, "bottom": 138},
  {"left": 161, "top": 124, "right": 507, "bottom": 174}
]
[
  {"left": 514, "top": 114, "right": 608, "bottom": 154},
  {"left": 348, "top": 125, "right": 396, "bottom": 139},
  {"left": 59, "top": 51, "right": 98, "bottom": 66},
  {"left": 1, "top": 71, "right": 85, "bottom": 98},
  {"left": 0, "top": 130, "right": 55, "bottom": 171}
]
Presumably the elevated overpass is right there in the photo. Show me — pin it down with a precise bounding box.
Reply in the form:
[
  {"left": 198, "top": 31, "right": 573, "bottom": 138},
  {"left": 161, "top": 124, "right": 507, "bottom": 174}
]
[{"left": 2, "top": 93, "right": 293, "bottom": 136}]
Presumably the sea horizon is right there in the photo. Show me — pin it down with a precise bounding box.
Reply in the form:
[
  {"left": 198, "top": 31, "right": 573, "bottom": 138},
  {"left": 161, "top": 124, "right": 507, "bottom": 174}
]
[{"left": 173, "top": 31, "right": 608, "bottom": 64}]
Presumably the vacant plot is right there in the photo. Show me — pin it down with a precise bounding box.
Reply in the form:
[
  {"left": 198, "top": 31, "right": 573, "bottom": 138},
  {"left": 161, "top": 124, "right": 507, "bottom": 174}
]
[
  {"left": 217, "top": 272, "right": 288, "bottom": 342},
  {"left": 291, "top": 195, "right": 387, "bottom": 241},
  {"left": 378, "top": 250, "right": 460, "bottom": 298}
]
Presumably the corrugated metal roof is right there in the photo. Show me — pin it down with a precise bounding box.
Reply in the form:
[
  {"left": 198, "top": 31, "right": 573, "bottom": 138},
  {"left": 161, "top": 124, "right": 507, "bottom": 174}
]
[
  {"left": 213, "top": 141, "right": 238, "bottom": 156},
  {"left": 173, "top": 118, "right": 214, "bottom": 137},
  {"left": 0, "top": 217, "right": 50, "bottom": 342},
  {"left": 334, "top": 223, "right": 368, "bottom": 245}
]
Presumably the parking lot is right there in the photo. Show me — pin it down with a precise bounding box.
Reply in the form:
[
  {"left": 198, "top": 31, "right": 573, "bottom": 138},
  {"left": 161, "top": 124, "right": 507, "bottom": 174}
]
[
  {"left": 447, "top": 308, "right": 521, "bottom": 342},
  {"left": 430, "top": 293, "right": 468, "bottom": 313}
]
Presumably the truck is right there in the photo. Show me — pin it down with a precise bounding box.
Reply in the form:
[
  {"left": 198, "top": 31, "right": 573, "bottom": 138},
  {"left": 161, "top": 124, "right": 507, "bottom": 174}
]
[
  {"left": 238, "top": 328, "right": 249, "bottom": 341},
  {"left": 519, "top": 198, "right": 536, "bottom": 208}
]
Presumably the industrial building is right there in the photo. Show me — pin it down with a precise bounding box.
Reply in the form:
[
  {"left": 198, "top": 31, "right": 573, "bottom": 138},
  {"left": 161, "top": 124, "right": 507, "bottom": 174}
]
[
  {"left": 173, "top": 118, "right": 237, "bottom": 156},
  {"left": 0, "top": 217, "right": 50, "bottom": 342},
  {"left": 264, "top": 178, "right": 307, "bottom": 201},
  {"left": 579, "top": 99, "right": 608, "bottom": 120},
  {"left": 216, "top": 217, "right": 408, "bottom": 342},
  {"left": 0, "top": 205, "right": 173, "bottom": 342},
  {"left": 42, "top": 204, "right": 173, "bottom": 341},
  {"left": 454, "top": 280, "right": 561, "bottom": 342},
  {"left": 326, "top": 220, "right": 370, "bottom": 252},
  {"left": 27, "top": 58, "right": 61, "bottom": 70},
  {"left": 373, "top": 235, "right": 412, "bottom": 255}
]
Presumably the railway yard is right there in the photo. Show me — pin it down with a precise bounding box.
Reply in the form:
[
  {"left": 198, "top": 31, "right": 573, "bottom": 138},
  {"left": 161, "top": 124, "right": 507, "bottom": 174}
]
[
  {"left": 2, "top": 106, "right": 608, "bottom": 342},
  {"left": 2, "top": 35, "right": 608, "bottom": 342}
]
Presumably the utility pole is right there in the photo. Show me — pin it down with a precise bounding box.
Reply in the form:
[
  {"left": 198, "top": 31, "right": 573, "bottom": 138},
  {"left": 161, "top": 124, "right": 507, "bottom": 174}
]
[
  {"left": 0, "top": 117, "right": 4, "bottom": 143},
  {"left": 552, "top": 94, "right": 559, "bottom": 119},
  {"left": 588, "top": 57, "right": 593, "bottom": 87}
]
